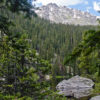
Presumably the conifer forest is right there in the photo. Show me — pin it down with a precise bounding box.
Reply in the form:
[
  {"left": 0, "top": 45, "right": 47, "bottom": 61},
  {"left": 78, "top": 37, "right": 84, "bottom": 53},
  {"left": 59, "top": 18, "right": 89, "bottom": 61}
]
[{"left": 0, "top": 0, "right": 100, "bottom": 100}]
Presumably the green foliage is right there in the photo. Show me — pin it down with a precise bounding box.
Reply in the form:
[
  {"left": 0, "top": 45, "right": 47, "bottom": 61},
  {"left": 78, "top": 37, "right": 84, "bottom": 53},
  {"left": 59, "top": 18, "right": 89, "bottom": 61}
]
[
  {"left": 0, "top": 0, "right": 36, "bottom": 16},
  {"left": 0, "top": 93, "right": 15, "bottom": 100},
  {"left": 0, "top": 32, "right": 52, "bottom": 99},
  {"left": 0, "top": 0, "right": 99, "bottom": 99},
  {"left": 64, "top": 27, "right": 100, "bottom": 77},
  {"left": 0, "top": 0, "right": 55, "bottom": 99},
  {"left": 6, "top": 12, "right": 96, "bottom": 61},
  {"left": 6, "top": 11, "right": 97, "bottom": 77},
  {"left": 93, "top": 82, "right": 100, "bottom": 94}
]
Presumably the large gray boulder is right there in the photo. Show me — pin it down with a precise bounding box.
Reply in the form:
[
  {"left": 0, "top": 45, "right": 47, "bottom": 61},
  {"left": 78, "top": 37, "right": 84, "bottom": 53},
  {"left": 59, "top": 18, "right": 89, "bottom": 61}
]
[
  {"left": 56, "top": 75, "right": 94, "bottom": 99},
  {"left": 90, "top": 96, "right": 100, "bottom": 100}
]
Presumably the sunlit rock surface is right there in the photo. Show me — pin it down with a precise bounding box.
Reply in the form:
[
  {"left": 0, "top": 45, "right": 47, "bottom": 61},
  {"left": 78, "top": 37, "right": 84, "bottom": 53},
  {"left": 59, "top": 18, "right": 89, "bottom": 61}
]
[
  {"left": 90, "top": 95, "right": 100, "bottom": 100},
  {"left": 56, "top": 75, "right": 94, "bottom": 99},
  {"left": 35, "top": 3, "right": 98, "bottom": 25}
]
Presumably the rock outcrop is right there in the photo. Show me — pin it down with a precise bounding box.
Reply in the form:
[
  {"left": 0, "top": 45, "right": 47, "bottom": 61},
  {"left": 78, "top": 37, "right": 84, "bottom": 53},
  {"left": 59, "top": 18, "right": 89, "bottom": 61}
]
[
  {"left": 35, "top": 3, "right": 98, "bottom": 25},
  {"left": 56, "top": 75, "right": 94, "bottom": 99},
  {"left": 90, "top": 95, "right": 100, "bottom": 100}
]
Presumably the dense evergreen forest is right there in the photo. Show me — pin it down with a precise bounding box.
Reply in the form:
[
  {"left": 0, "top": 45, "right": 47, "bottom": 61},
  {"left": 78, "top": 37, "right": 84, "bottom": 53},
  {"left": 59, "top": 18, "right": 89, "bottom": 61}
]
[
  {"left": 0, "top": 0, "right": 100, "bottom": 100},
  {"left": 8, "top": 13, "right": 98, "bottom": 79}
]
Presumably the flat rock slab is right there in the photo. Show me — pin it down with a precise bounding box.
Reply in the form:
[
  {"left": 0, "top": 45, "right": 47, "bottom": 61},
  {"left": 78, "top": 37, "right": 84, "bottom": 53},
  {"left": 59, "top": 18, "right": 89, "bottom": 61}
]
[
  {"left": 90, "top": 96, "right": 100, "bottom": 100},
  {"left": 56, "top": 75, "right": 94, "bottom": 99}
]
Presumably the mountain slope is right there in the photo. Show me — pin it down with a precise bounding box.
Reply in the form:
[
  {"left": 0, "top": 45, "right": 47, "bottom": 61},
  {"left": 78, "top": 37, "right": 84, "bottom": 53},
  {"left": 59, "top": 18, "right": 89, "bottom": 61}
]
[{"left": 35, "top": 3, "right": 98, "bottom": 25}]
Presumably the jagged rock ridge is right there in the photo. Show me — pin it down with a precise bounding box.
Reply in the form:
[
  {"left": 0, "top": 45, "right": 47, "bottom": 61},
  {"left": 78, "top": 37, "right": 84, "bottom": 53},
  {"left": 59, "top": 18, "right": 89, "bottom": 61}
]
[{"left": 35, "top": 3, "right": 98, "bottom": 25}]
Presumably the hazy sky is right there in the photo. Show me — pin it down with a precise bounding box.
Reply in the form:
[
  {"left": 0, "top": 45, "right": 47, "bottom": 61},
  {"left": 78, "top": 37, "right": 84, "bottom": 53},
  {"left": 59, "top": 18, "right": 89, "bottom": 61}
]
[{"left": 33, "top": 0, "right": 100, "bottom": 16}]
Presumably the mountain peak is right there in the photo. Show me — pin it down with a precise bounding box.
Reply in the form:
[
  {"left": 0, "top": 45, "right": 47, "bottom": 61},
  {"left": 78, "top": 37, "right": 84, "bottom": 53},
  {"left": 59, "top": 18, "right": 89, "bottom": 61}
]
[
  {"left": 35, "top": 3, "right": 98, "bottom": 25},
  {"left": 47, "top": 3, "right": 58, "bottom": 7}
]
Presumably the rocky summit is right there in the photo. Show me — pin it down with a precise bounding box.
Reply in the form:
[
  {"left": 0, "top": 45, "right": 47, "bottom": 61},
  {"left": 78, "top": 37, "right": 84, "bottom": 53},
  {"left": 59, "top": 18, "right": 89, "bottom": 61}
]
[{"left": 35, "top": 3, "right": 98, "bottom": 25}]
